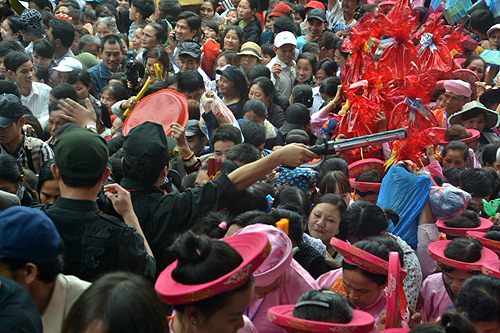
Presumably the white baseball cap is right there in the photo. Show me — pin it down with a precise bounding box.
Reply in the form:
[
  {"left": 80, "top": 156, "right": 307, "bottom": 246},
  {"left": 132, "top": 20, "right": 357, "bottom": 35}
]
[
  {"left": 488, "top": 23, "right": 500, "bottom": 37},
  {"left": 52, "top": 57, "right": 83, "bottom": 73},
  {"left": 274, "top": 31, "right": 296, "bottom": 48}
]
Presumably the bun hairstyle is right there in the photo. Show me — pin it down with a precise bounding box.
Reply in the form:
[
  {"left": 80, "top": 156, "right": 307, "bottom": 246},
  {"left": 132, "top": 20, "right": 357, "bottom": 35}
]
[
  {"left": 293, "top": 290, "right": 353, "bottom": 324},
  {"left": 291, "top": 84, "right": 313, "bottom": 108},
  {"left": 444, "top": 210, "right": 481, "bottom": 228},
  {"left": 171, "top": 231, "right": 253, "bottom": 321},
  {"left": 171, "top": 230, "right": 243, "bottom": 285},
  {"left": 443, "top": 238, "right": 483, "bottom": 264},
  {"left": 338, "top": 201, "right": 399, "bottom": 241},
  {"left": 409, "top": 311, "right": 476, "bottom": 333},
  {"left": 484, "top": 230, "right": 500, "bottom": 241},
  {"left": 342, "top": 236, "right": 404, "bottom": 286}
]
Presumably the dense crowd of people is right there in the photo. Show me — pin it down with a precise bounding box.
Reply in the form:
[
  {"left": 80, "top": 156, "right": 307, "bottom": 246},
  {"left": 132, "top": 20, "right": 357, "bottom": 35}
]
[{"left": 2, "top": 0, "right": 500, "bottom": 332}]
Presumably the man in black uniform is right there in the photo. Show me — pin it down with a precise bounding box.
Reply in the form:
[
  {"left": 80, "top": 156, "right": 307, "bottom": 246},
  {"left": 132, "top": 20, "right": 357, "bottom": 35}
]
[
  {"left": 120, "top": 121, "right": 317, "bottom": 271},
  {"left": 40, "top": 128, "right": 156, "bottom": 282}
]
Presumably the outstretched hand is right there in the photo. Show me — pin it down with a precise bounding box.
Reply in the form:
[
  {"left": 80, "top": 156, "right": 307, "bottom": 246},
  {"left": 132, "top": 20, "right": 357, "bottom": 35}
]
[{"left": 57, "top": 98, "right": 97, "bottom": 128}]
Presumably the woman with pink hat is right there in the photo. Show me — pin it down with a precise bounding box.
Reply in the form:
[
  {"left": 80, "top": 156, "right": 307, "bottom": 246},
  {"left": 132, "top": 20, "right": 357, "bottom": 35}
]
[
  {"left": 268, "top": 290, "right": 376, "bottom": 333},
  {"left": 417, "top": 238, "right": 497, "bottom": 323},
  {"left": 155, "top": 230, "right": 271, "bottom": 333},
  {"left": 234, "top": 224, "right": 319, "bottom": 333},
  {"left": 317, "top": 237, "right": 409, "bottom": 332}
]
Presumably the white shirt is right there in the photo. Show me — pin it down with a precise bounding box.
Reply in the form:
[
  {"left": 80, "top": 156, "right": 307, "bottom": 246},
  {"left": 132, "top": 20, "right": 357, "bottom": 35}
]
[
  {"left": 311, "top": 86, "right": 323, "bottom": 114},
  {"left": 20, "top": 82, "right": 52, "bottom": 126},
  {"left": 41, "top": 274, "right": 90, "bottom": 333},
  {"left": 326, "top": 1, "right": 357, "bottom": 30},
  {"left": 267, "top": 56, "right": 296, "bottom": 99}
]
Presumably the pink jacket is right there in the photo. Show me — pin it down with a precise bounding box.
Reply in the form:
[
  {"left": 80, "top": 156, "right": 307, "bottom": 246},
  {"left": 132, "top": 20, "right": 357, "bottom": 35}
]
[
  {"left": 418, "top": 273, "right": 453, "bottom": 323},
  {"left": 249, "top": 259, "right": 319, "bottom": 333}
]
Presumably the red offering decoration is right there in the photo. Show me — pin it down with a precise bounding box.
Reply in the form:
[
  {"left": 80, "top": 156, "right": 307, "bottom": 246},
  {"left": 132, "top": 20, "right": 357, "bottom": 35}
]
[
  {"left": 206, "top": 158, "right": 222, "bottom": 182},
  {"left": 200, "top": 39, "right": 220, "bottom": 80},
  {"left": 385, "top": 252, "right": 407, "bottom": 329},
  {"left": 122, "top": 88, "right": 189, "bottom": 137},
  {"left": 389, "top": 127, "right": 444, "bottom": 167},
  {"left": 377, "top": 10, "right": 420, "bottom": 84},
  {"left": 414, "top": 12, "right": 454, "bottom": 81}
]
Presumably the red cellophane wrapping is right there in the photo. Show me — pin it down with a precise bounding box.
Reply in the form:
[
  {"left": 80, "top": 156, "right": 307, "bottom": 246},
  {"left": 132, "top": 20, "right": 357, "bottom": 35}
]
[
  {"left": 442, "top": 26, "right": 468, "bottom": 56},
  {"left": 392, "top": 127, "right": 445, "bottom": 167},
  {"left": 200, "top": 39, "right": 220, "bottom": 80},
  {"left": 414, "top": 12, "right": 454, "bottom": 81},
  {"left": 386, "top": 74, "right": 440, "bottom": 136},
  {"left": 340, "top": 14, "right": 380, "bottom": 88},
  {"left": 377, "top": 10, "right": 420, "bottom": 83}
]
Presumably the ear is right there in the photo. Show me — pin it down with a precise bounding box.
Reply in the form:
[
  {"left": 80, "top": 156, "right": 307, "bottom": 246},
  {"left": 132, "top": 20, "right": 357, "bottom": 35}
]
[
  {"left": 494, "top": 161, "right": 500, "bottom": 172},
  {"left": 6, "top": 69, "right": 14, "bottom": 78},
  {"left": 19, "top": 174, "right": 25, "bottom": 188},
  {"left": 22, "top": 263, "right": 39, "bottom": 285},
  {"left": 184, "top": 305, "right": 203, "bottom": 325},
  {"left": 51, "top": 164, "right": 61, "bottom": 180},
  {"left": 120, "top": 157, "right": 124, "bottom": 165},
  {"left": 100, "top": 167, "right": 111, "bottom": 183}
]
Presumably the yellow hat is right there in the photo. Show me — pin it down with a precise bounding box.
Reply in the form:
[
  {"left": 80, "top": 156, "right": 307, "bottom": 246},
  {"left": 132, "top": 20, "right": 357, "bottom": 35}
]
[{"left": 237, "top": 42, "right": 262, "bottom": 60}]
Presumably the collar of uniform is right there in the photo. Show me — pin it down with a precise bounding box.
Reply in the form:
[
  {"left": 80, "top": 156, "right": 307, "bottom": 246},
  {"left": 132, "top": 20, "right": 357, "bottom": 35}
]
[
  {"left": 54, "top": 197, "right": 99, "bottom": 211},
  {"left": 99, "top": 61, "right": 122, "bottom": 80},
  {"left": 120, "top": 177, "right": 163, "bottom": 193},
  {"left": 21, "top": 82, "right": 40, "bottom": 102}
]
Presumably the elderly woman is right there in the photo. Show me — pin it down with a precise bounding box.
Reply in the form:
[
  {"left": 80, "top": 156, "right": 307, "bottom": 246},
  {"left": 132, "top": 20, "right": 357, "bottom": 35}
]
[
  {"left": 448, "top": 101, "right": 500, "bottom": 163},
  {"left": 237, "top": 41, "right": 262, "bottom": 78},
  {"left": 96, "top": 17, "right": 117, "bottom": 39}
]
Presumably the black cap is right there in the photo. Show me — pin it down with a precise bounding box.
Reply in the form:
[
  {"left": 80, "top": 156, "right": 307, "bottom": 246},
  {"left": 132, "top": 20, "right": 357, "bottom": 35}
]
[
  {"left": 307, "top": 9, "right": 327, "bottom": 23},
  {"left": 273, "top": 16, "right": 297, "bottom": 35},
  {"left": 185, "top": 120, "right": 205, "bottom": 138},
  {"left": 216, "top": 66, "right": 248, "bottom": 93},
  {"left": 54, "top": 128, "right": 109, "bottom": 179},
  {"left": 0, "top": 94, "right": 25, "bottom": 128},
  {"left": 123, "top": 122, "right": 176, "bottom": 169},
  {"left": 281, "top": 103, "right": 310, "bottom": 132},
  {"left": 178, "top": 41, "right": 201, "bottom": 60}
]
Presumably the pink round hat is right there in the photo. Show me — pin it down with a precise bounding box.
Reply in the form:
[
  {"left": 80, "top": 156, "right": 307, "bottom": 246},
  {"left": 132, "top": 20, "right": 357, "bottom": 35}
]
[
  {"left": 428, "top": 240, "right": 498, "bottom": 271},
  {"left": 268, "top": 305, "right": 375, "bottom": 333},
  {"left": 234, "top": 224, "right": 293, "bottom": 287},
  {"left": 437, "top": 127, "right": 480, "bottom": 145},
  {"left": 155, "top": 232, "right": 271, "bottom": 304},
  {"left": 436, "top": 218, "right": 493, "bottom": 238},
  {"left": 467, "top": 231, "right": 500, "bottom": 255},
  {"left": 443, "top": 79, "right": 472, "bottom": 98},
  {"left": 348, "top": 158, "right": 385, "bottom": 193},
  {"left": 482, "top": 260, "right": 500, "bottom": 278}
]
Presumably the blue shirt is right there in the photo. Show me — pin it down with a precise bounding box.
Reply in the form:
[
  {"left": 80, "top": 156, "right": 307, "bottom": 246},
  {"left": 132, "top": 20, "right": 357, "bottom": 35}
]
[{"left": 87, "top": 62, "right": 122, "bottom": 97}]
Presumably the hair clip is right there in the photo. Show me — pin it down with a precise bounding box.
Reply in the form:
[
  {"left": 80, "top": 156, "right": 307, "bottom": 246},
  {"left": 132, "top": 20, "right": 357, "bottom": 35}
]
[
  {"left": 295, "top": 300, "right": 331, "bottom": 309},
  {"left": 218, "top": 221, "right": 228, "bottom": 231}
]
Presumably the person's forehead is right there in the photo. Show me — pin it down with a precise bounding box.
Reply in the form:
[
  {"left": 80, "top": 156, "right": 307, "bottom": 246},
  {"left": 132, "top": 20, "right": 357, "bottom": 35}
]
[
  {"left": 279, "top": 44, "right": 295, "bottom": 49},
  {"left": 177, "top": 19, "right": 188, "bottom": 27},
  {"left": 103, "top": 43, "right": 121, "bottom": 51}
]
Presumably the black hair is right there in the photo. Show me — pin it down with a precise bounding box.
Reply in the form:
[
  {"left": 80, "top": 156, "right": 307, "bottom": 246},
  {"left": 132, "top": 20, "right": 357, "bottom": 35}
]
[
  {"left": 49, "top": 19, "right": 75, "bottom": 49},
  {"left": 443, "top": 238, "right": 483, "bottom": 263},
  {"left": 226, "top": 143, "right": 260, "bottom": 164},
  {"left": 260, "top": 43, "right": 276, "bottom": 58},
  {"left": 62, "top": 272, "right": 169, "bottom": 333},
  {"left": 67, "top": 9, "right": 85, "bottom": 25},
  {"left": 4, "top": 51, "right": 31, "bottom": 73},
  {"left": 484, "top": 230, "right": 500, "bottom": 241},
  {"left": 273, "top": 16, "right": 296, "bottom": 35},
  {"left": 192, "top": 212, "right": 230, "bottom": 239},
  {"left": 291, "top": 84, "right": 313, "bottom": 108},
  {"left": 223, "top": 25, "right": 244, "bottom": 48},
  {"left": 240, "top": 121, "right": 266, "bottom": 148},
  {"left": 176, "top": 11, "right": 202, "bottom": 34},
  {"left": 67, "top": 69, "right": 92, "bottom": 88},
  {"left": 317, "top": 31, "right": 339, "bottom": 52},
  {"left": 0, "top": 81, "right": 21, "bottom": 98},
  {"left": 319, "top": 157, "right": 348, "bottom": 178},
  {"left": 444, "top": 210, "right": 481, "bottom": 228},
  {"left": 251, "top": 76, "right": 276, "bottom": 102},
  {"left": 0, "top": 154, "right": 22, "bottom": 184},
  {"left": 320, "top": 77, "right": 341, "bottom": 98},
  {"left": 171, "top": 230, "right": 249, "bottom": 319},
  {"left": 3, "top": 16, "right": 20, "bottom": 37},
  {"left": 274, "top": 186, "right": 311, "bottom": 217},
  {"left": 145, "top": 22, "right": 167, "bottom": 45},
  {"left": 456, "top": 275, "right": 500, "bottom": 324},
  {"left": 229, "top": 210, "right": 276, "bottom": 230},
  {"left": 0, "top": 40, "right": 24, "bottom": 58},
  {"left": 243, "top": 99, "right": 267, "bottom": 119},
  {"left": 246, "top": 65, "right": 270, "bottom": 83},
  {"left": 470, "top": 9, "right": 494, "bottom": 35},
  {"left": 442, "top": 141, "right": 469, "bottom": 165},
  {"left": 60, "top": 173, "right": 103, "bottom": 189},
  {"left": 40, "top": 10, "right": 56, "bottom": 27},
  {"left": 34, "top": 64, "right": 50, "bottom": 85},
  {"left": 460, "top": 168, "right": 493, "bottom": 198},
  {"left": 145, "top": 46, "right": 170, "bottom": 72},
  {"left": 285, "top": 129, "right": 309, "bottom": 145},
  {"left": 202, "top": 20, "right": 219, "bottom": 35},
  {"left": 314, "top": 194, "right": 348, "bottom": 218},
  {"left": 132, "top": 0, "right": 155, "bottom": 19},
  {"left": 356, "top": 170, "right": 382, "bottom": 183},
  {"left": 222, "top": 159, "right": 240, "bottom": 174},
  {"left": 319, "top": 171, "right": 351, "bottom": 196},
  {"left": 226, "top": 184, "right": 269, "bottom": 216},
  {"left": 293, "top": 290, "right": 353, "bottom": 323},
  {"left": 443, "top": 166, "right": 462, "bottom": 187},
  {"left": 462, "top": 56, "right": 486, "bottom": 71},
  {"left": 29, "top": 0, "right": 51, "bottom": 10},
  {"left": 211, "top": 126, "right": 242, "bottom": 146},
  {"left": 96, "top": 3, "right": 118, "bottom": 18},
  {"left": 158, "top": 0, "right": 182, "bottom": 23},
  {"left": 178, "top": 70, "right": 205, "bottom": 93},
  {"left": 102, "top": 82, "right": 128, "bottom": 102},
  {"left": 480, "top": 88, "right": 500, "bottom": 110},
  {"left": 270, "top": 208, "right": 304, "bottom": 245},
  {"left": 314, "top": 58, "right": 338, "bottom": 77},
  {"left": 359, "top": 4, "right": 377, "bottom": 18},
  {"left": 302, "top": 42, "right": 320, "bottom": 55},
  {"left": 100, "top": 34, "right": 124, "bottom": 51},
  {"left": 34, "top": 38, "right": 55, "bottom": 59},
  {"left": 51, "top": 83, "right": 78, "bottom": 102},
  {"left": 298, "top": 51, "right": 317, "bottom": 70},
  {"left": 342, "top": 237, "right": 404, "bottom": 286},
  {"left": 334, "top": 39, "right": 349, "bottom": 60},
  {"left": 0, "top": 250, "right": 63, "bottom": 284},
  {"left": 36, "top": 160, "right": 55, "bottom": 194},
  {"left": 339, "top": 201, "right": 399, "bottom": 241}
]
